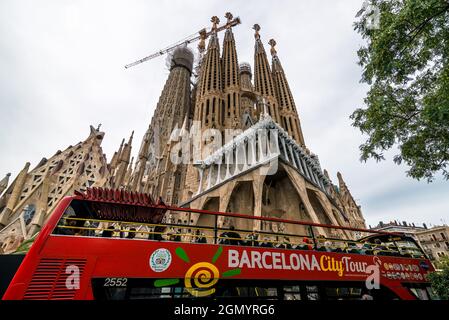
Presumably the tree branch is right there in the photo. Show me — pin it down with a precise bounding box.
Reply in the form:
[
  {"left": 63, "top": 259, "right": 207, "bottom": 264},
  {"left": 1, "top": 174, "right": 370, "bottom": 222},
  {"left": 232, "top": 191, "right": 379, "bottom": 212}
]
[{"left": 400, "top": 5, "right": 449, "bottom": 55}]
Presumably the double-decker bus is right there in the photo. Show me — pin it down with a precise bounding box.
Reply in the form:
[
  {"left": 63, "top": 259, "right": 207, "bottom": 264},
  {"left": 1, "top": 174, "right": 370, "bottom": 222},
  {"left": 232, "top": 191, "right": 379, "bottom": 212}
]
[{"left": 2, "top": 188, "right": 437, "bottom": 300}]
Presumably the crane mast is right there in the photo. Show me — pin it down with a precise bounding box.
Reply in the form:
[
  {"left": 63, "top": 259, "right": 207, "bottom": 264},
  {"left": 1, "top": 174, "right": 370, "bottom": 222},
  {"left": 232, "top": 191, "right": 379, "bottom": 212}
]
[{"left": 125, "top": 13, "right": 241, "bottom": 69}]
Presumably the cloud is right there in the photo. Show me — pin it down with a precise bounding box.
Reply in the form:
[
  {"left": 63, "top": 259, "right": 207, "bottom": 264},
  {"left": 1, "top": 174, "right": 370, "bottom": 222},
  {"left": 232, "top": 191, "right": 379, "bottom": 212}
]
[{"left": 0, "top": 0, "right": 447, "bottom": 227}]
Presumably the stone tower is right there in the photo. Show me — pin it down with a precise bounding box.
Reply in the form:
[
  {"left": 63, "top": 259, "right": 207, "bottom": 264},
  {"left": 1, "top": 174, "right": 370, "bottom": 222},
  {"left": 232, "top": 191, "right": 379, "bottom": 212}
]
[
  {"left": 253, "top": 24, "right": 281, "bottom": 126},
  {"left": 134, "top": 14, "right": 366, "bottom": 238},
  {"left": 269, "top": 39, "right": 306, "bottom": 146},
  {"left": 194, "top": 16, "right": 224, "bottom": 131},
  {"left": 132, "top": 46, "right": 194, "bottom": 204},
  {"left": 221, "top": 12, "right": 241, "bottom": 129}
]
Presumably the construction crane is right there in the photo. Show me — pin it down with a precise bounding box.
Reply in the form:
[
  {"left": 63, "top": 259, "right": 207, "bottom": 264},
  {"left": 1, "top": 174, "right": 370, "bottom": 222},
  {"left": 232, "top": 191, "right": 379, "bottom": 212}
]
[{"left": 124, "top": 12, "right": 241, "bottom": 69}]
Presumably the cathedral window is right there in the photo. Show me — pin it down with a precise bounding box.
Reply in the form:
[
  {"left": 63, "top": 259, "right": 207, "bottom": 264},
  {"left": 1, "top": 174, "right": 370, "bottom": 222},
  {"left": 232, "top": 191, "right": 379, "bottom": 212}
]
[
  {"left": 221, "top": 101, "right": 225, "bottom": 126},
  {"left": 22, "top": 204, "right": 36, "bottom": 225}
]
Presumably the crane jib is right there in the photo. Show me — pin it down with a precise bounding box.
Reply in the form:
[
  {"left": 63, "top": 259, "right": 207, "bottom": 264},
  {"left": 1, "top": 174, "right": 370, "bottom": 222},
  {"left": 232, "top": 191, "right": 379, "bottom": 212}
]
[{"left": 124, "top": 16, "right": 241, "bottom": 69}]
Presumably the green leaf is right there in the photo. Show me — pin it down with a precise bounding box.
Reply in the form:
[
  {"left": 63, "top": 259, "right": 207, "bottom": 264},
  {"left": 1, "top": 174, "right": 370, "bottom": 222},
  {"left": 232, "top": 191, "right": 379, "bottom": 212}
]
[
  {"left": 154, "top": 279, "right": 180, "bottom": 287},
  {"left": 212, "top": 246, "right": 223, "bottom": 263},
  {"left": 175, "top": 247, "right": 190, "bottom": 263},
  {"left": 352, "top": 0, "right": 449, "bottom": 181},
  {"left": 222, "top": 268, "right": 241, "bottom": 278}
]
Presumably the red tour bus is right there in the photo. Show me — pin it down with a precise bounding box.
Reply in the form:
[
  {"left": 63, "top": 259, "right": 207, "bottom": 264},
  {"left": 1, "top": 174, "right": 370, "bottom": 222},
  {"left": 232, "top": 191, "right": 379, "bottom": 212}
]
[{"left": 2, "top": 188, "right": 437, "bottom": 300}]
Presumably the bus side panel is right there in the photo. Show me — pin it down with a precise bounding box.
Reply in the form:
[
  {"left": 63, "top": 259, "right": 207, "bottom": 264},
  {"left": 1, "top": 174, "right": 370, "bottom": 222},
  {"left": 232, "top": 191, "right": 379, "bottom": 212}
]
[
  {"left": 2, "top": 197, "right": 74, "bottom": 300},
  {"left": 74, "top": 256, "right": 98, "bottom": 300},
  {"left": 2, "top": 251, "right": 41, "bottom": 299},
  {"left": 390, "top": 284, "right": 417, "bottom": 300}
]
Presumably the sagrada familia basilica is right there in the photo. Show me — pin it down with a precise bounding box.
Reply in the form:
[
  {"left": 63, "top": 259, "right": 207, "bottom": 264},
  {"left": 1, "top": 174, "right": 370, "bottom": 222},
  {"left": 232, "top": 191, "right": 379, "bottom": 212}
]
[{"left": 0, "top": 13, "right": 365, "bottom": 253}]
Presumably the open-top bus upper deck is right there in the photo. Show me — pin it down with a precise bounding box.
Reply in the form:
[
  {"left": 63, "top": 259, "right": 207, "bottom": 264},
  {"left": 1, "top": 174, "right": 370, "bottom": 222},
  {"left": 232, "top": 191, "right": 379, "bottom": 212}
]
[{"left": 3, "top": 188, "right": 436, "bottom": 300}]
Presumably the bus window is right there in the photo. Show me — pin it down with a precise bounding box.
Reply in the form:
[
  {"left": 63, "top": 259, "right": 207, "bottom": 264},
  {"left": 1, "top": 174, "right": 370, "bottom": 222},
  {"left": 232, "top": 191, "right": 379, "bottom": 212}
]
[
  {"left": 324, "top": 287, "right": 362, "bottom": 300},
  {"left": 254, "top": 287, "right": 278, "bottom": 298},
  {"left": 53, "top": 206, "right": 78, "bottom": 236},
  {"left": 283, "top": 285, "right": 301, "bottom": 300},
  {"left": 52, "top": 199, "right": 168, "bottom": 239},
  {"left": 53, "top": 200, "right": 95, "bottom": 236},
  {"left": 405, "top": 284, "right": 437, "bottom": 300},
  {"left": 104, "top": 287, "right": 127, "bottom": 300},
  {"left": 305, "top": 285, "right": 320, "bottom": 300},
  {"left": 172, "top": 287, "right": 186, "bottom": 298},
  {"left": 408, "top": 287, "right": 429, "bottom": 300},
  {"left": 128, "top": 287, "right": 171, "bottom": 299},
  {"left": 218, "top": 286, "right": 252, "bottom": 297},
  {"left": 395, "top": 240, "right": 425, "bottom": 257},
  {"left": 426, "top": 286, "right": 439, "bottom": 300},
  {"left": 217, "top": 287, "right": 239, "bottom": 297},
  {"left": 235, "top": 287, "right": 249, "bottom": 297}
]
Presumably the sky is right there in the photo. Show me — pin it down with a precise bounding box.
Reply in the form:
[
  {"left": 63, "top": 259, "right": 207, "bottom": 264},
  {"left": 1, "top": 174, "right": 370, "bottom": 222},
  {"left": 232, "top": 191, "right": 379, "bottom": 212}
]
[{"left": 0, "top": 0, "right": 448, "bottom": 228}]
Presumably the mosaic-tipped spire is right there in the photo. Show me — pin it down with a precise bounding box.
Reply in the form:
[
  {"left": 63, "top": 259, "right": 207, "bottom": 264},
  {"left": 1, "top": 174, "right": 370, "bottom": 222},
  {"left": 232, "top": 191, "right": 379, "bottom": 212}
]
[
  {"left": 269, "top": 39, "right": 305, "bottom": 146},
  {"left": 253, "top": 24, "right": 280, "bottom": 124},
  {"left": 194, "top": 16, "right": 223, "bottom": 129},
  {"left": 222, "top": 13, "right": 240, "bottom": 127}
]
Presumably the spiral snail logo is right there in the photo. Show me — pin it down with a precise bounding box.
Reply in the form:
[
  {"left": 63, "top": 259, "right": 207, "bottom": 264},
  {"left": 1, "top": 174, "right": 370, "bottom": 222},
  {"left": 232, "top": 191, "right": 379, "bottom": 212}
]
[
  {"left": 184, "top": 262, "right": 220, "bottom": 297},
  {"left": 154, "top": 246, "right": 241, "bottom": 297}
]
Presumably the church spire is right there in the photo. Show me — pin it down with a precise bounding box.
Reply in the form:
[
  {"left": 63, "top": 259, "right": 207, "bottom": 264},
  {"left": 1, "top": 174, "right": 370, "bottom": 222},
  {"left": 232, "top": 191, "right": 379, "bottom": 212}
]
[
  {"left": 0, "top": 173, "right": 11, "bottom": 196},
  {"left": 253, "top": 24, "right": 281, "bottom": 124},
  {"left": 124, "top": 156, "right": 134, "bottom": 187},
  {"left": 0, "top": 162, "right": 30, "bottom": 227},
  {"left": 269, "top": 39, "right": 305, "bottom": 146},
  {"left": 110, "top": 138, "right": 125, "bottom": 170},
  {"left": 222, "top": 12, "right": 241, "bottom": 128},
  {"left": 131, "top": 126, "right": 151, "bottom": 191},
  {"left": 194, "top": 16, "right": 224, "bottom": 129},
  {"left": 150, "top": 46, "right": 193, "bottom": 155},
  {"left": 122, "top": 131, "right": 134, "bottom": 162},
  {"left": 112, "top": 131, "right": 133, "bottom": 188}
]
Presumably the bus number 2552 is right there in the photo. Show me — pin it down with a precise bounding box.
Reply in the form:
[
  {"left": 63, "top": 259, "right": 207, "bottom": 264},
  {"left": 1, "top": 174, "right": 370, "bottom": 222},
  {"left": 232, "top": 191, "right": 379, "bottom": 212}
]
[{"left": 104, "top": 278, "right": 128, "bottom": 287}]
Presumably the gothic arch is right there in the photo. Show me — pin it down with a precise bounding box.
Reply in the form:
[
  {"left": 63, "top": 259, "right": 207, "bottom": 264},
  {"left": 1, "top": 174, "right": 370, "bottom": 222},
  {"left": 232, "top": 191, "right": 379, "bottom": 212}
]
[
  {"left": 196, "top": 197, "right": 219, "bottom": 244},
  {"left": 306, "top": 188, "right": 333, "bottom": 226},
  {"left": 261, "top": 169, "right": 313, "bottom": 237},
  {"left": 225, "top": 181, "right": 254, "bottom": 231}
]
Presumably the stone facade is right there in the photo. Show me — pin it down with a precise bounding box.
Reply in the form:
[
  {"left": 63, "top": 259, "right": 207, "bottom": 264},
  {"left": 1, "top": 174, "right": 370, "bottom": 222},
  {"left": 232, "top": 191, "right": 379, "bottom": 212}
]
[
  {"left": 371, "top": 221, "right": 449, "bottom": 263},
  {"left": 0, "top": 126, "right": 134, "bottom": 253},
  {"left": 134, "top": 14, "right": 366, "bottom": 238},
  {"left": 0, "top": 13, "right": 367, "bottom": 252},
  {"left": 415, "top": 226, "right": 449, "bottom": 263},
  {"left": 371, "top": 221, "right": 428, "bottom": 241}
]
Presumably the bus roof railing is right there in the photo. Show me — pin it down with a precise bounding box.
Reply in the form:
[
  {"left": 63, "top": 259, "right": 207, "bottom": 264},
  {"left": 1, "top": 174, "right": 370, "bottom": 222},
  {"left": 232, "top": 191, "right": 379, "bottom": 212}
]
[
  {"left": 71, "top": 188, "right": 402, "bottom": 238},
  {"left": 158, "top": 205, "right": 402, "bottom": 237}
]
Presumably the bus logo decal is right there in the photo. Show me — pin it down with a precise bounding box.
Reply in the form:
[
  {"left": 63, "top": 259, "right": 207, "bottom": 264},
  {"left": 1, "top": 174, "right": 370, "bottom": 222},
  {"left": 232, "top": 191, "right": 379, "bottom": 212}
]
[
  {"left": 154, "top": 246, "right": 241, "bottom": 297},
  {"left": 149, "top": 248, "right": 172, "bottom": 272}
]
